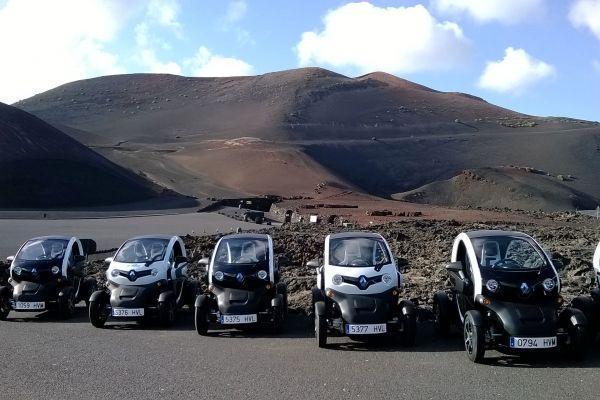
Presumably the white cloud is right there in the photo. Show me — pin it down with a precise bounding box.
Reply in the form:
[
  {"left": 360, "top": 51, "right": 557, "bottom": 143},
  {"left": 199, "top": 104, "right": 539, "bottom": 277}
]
[
  {"left": 186, "top": 47, "right": 253, "bottom": 77},
  {"left": 0, "top": 0, "right": 126, "bottom": 104},
  {"left": 295, "top": 2, "right": 469, "bottom": 74},
  {"left": 569, "top": 0, "right": 600, "bottom": 40},
  {"left": 133, "top": 0, "right": 183, "bottom": 75},
  {"left": 478, "top": 47, "right": 555, "bottom": 94},
  {"left": 225, "top": 0, "right": 247, "bottom": 24},
  {"left": 147, "top": 0, "right": 182, "bottom": 37},
  {"left": 433, "top": 0, "right": 545, "bottom": 24}
]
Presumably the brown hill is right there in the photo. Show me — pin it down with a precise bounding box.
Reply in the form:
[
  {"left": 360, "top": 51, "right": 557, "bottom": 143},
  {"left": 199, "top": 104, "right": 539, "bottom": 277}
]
[
  {"left": 14, "top": 68, "right": 600, "bottom": 210},
  {"left": 0, "top": 102, "right": 181, "bottom": 209},
  {"left": 393, "top": 167, "right": 599, "bottom": 211}
]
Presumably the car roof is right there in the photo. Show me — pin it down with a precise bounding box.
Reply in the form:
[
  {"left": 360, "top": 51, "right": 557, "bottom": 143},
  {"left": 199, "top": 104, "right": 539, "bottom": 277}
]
[
  {"left": 128, "top": 235, "right": 176, "bottom": 241},
  {"left": 464, "top": 230, "right": 530, "bottom": 240},
  {"left": 220, "top": 233, "right": 271, "bottom": 240},
  {"left": 29, "top": 235, "right": 73, "bottom": 241},
  {"left": 329, "top": 231, "right": 383, "bottom": 240}
]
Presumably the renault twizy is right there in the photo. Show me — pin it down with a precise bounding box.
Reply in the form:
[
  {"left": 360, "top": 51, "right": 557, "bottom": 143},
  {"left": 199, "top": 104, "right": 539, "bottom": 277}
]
[
  {"left": 89, "top": 235, "right": 197, "bottom": 328},
  {"left": 433, "top": 230, "right": 587, "bottom": 363},
  {"left": 571, "top": 241, "right": 600, "bottom": 337},
  {"left": 194, "top": 233, "right": 287, "bottom": 335},
  {"left": 311, "top": 232, "right": 417, "bottom": 348},
  {"left": 0, "top": 236, "right": 97, "bottom": 320}
]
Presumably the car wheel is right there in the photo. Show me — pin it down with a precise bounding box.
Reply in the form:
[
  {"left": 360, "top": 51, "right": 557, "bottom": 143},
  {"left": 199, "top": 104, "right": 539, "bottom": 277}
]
[
  {"left": 276, "top": 283, "right": 288, "bottom": 319},
  {"left": 195, "top": 303, "right": 209, "bottom": 336},
  {"left": 59, "top": 291, "right": 76, "bottom": 319},
  {"left": 84, "top": 279, "right": 98, "bottom": 309},
  {"left": 158, "top": 300, "right": 176, "bottom": 327},
  {"left": 314, "top": 301, "right": 327, "bottom": 348},
  {"left": 401, "top": 312, "right": 417, "bottom": 347},
  {"left": 571, "top": 295, "right": 598, "bottom": 334},
  {"left": 0, "top": 290, "right": 10, "bottom": 321},
  {"left": 433, "top": 291, "right": 452, "bottom": 336},
  {"left": 463, "top": 310, "right": 485, "bottom": 363},
  {"left": 89, "top": 299, "right": 108, "bottom": 328},
  {"left": 562, "top": 308, "right": 589, "bottom": 361}
]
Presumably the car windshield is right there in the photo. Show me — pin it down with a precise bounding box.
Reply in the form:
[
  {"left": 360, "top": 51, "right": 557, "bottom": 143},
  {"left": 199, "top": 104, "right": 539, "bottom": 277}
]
[
  {"left": 114, "top": 238, "right": 169, "bottom": 263},
  {"left": 214, "top": 238, "right": 269, "bottom": 265},
  {"left": 329, "top": 237, "right": 391, "bottom": 267},
  {"left": 17, "top": 239, "right": 69, "bottom": 261},
  {"left": 473, "top": 236, "right": 547, "bottom": 270}
]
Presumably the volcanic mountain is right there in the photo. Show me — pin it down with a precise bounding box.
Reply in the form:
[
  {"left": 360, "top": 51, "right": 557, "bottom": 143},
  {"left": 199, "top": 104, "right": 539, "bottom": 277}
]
[
  {"left": 14, "top": 67, "right": 600, "bottom": 211},
  {"left": 0, "top": 102, "right": 182, "bottom": 209}
]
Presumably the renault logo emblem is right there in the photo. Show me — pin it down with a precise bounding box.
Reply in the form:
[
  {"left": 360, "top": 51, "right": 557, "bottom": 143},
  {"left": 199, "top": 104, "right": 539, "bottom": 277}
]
[
  {"left": 236, "top": 273, "right": 244, "bottom": 283},
  {"left": 358, "top": 275, "right": 368, "bottom": 289},
  {"left": 520, "top": 282, "right": 530, "bottom": 295},
  {"left": 128, "top": 270, "right": 136, "bottom": 281},
  {"left": 31, "top": 268, "right": 38, "bottom": 275}
]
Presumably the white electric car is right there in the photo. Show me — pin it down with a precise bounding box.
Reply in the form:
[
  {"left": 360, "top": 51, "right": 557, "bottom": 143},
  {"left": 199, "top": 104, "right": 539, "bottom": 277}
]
[
  {"left": 88, "top": 235, "right": 198, "bottom": 328},
  {"left": 0, "top": 236, "right": 97, "bottom": 320},
  {"left": 194, "top": 233, "right": 287, "bottom": 335},
  {"left": 310, "top": 232, "right": 417, "bottom": 348},
  {"left": 434, "top": 230, "right": 588, "bottom": 363},
  {"left": 571, "top": 241, "right": 600, "bottom": 337}
]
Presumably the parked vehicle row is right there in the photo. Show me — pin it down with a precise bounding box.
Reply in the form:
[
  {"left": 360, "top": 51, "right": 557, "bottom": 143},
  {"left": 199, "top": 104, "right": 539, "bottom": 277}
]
[{"left": 1, "top": 230, "right": 599, "bottom": 364}]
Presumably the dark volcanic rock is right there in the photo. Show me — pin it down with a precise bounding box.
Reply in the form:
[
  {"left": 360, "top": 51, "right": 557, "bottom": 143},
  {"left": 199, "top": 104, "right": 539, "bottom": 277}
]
[{"left": 83, "top": 218, "right": 600, "bottom": 314}]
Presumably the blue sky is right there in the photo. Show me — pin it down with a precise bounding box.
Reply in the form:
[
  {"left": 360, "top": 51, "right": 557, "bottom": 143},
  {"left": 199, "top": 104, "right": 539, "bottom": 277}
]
[{"left": 1, "top": 0, "right": 599, "bottom": 121}]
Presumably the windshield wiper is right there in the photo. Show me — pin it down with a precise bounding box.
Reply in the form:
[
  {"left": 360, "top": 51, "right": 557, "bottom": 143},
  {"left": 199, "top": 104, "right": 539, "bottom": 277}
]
[{"left": 145, "top": 254, "right": 163, "bottom": 267}]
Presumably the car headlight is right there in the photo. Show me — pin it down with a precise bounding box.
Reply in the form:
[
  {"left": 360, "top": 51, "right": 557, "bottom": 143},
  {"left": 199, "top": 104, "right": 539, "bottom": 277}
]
[
  {"left": 110, "top": 269, "right": 119, "bottom": 278},
  {"left": 486, "top": 279, "right": 499, "bottom": 293},
  {"left": 13, "top": 266, "right": 21, "bottom": 275},
  {"left": 151, "top": 269, "right": 158, "bottom": 276},
  {"left": 332, "top": 274, "right": 343, "bottom": 285},
  {"left": 214, "top": 271, "right": 224, "bottom": 281},
  {"left": 257, "top": 270, "right": 268, "bottom": 280},
  {"left": 382, "top": 273, "right": 393, "bottom": 285},
  {"left": 51, "top": 266, "right": 60, "bottom": 275},
  {"left": 543, "top": 278, "right": 556, "bottom": 292}
]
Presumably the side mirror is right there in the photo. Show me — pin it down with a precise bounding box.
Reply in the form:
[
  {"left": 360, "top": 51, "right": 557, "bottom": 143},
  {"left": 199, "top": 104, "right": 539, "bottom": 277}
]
[
  {"left": 6, "top": 255, "right": 14, "bottom": 262},
  {"left": 445, "top": 261, "right": 463, "bottom": 273},
  {"left": 104, "top": 257, "right": 113, "bottom": 264},
  {"left": 175, "top": 256, "right": 189, "bottom": 265},
  {"left": 74, "top": 255, "right": 86, "bottom": 264},
  {"left": 198, "top": 257, "right": 210, "bottom": 266},
  {"left": 306, "top": 259, "right": 320, "bottom": 268},
  {"left": 552, "top": 259, "right": 564, "bottom": 272}
]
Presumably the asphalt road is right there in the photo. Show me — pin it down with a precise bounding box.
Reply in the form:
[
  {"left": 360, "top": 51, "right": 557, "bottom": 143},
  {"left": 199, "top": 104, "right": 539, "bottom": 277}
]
[
  {"left": 0, "top": 212, "right": 269, "bottom": 258},
  {"left": 1, "top": 307, "right": 598, "bottom": 400}
]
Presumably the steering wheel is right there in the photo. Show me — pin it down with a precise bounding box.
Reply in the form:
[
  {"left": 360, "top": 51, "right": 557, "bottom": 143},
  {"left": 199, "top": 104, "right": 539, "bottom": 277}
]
[
  {"left": 349, "top": 258, "right": 369, "bottom": 267},
  {"left": 492, "top": 258, "right": 520, "bottom": 268}
]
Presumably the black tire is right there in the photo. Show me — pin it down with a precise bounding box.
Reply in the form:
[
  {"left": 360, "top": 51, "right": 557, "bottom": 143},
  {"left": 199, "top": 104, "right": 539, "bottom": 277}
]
[
  {"left": 314, "top": 301, "right": 327, "bottom": 348},
  {"left": 185, "top": 281, "right": 199, "bottom": 311},
  {"left": 401, "top": 313, "right": 417, "bottom": 347},
  {"left": 433, "top": 291, "right": 452, "bottom": 336},
  {"left": 276, "top": 283, "right": 288, "bottom": 319},
  {"left": 58, "top": 291, "right": 76, "bottom": 320},
  {"left": 158, "top": 299, "right": 176, "bottom": 327},
  {"left": 571, "top": 295, "right": 598, "bottom": 333},
  {"left": 463, "top": 310, "right": 485, "bottom": 363},
  {"left": 0, "top": 290, "right": 10, "bottom": 321},
  {"left": 562, "top": 308, "right": 589, "bottom": 361},
  {"left": 89, "top": 299, "right": 108, "bottom": 328},
  {"left": 195, "top": 303, "right": 209, "bottom": 335},
  {"left": 84, "top": 279, "right": 98, "bottom": 309}
]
